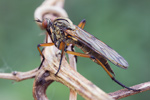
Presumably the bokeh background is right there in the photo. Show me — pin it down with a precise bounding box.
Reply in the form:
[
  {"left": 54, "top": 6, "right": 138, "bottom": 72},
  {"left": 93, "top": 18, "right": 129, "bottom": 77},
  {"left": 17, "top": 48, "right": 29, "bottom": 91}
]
[{"left": 0, "top": 0, "right": 150, "bottom": 100}]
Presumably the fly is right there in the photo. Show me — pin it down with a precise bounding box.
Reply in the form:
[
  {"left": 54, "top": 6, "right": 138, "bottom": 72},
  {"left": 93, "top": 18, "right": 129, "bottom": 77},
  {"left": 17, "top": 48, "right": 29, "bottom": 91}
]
[{"left": 36, "top": 17, "right": 139, "bottom": 91}]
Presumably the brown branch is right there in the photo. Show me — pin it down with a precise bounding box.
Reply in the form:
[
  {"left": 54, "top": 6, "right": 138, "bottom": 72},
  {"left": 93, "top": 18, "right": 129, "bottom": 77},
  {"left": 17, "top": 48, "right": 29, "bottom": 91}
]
[
  {"left": 33, "top": 69, "right": 54, "bottom": 100},
  {"left": 109, "top": 81, "right": 150, "bottom": 99},
  {"left": 68, "top": 44, "right": 77, "bottom": 100},
  {"left": 0, "top": 68, "right": 38, "bottom": 81},
  {"left": 34, "top": 0, "right": 78, "bottom": 100},
  {"left": 32, "top": 38, "right": 113, "bottom": 100}
]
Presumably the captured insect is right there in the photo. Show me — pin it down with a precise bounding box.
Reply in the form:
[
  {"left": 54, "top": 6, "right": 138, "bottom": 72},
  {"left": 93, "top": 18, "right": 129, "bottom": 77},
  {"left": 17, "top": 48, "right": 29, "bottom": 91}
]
[{"left": 36, "top": 17, "right": 138, "bottom": 91}]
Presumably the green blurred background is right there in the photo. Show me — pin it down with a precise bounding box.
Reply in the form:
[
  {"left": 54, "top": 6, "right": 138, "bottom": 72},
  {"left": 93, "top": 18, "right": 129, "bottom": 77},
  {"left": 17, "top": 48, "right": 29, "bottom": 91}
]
[{"left": 0, "top": 0, "right": 150, "bottom": 100}]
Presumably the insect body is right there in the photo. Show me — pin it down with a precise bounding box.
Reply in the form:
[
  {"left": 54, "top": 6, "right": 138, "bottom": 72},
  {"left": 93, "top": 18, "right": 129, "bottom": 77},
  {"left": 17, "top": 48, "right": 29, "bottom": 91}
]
[{"left": 36, "top": 17, "right": 137, "bottom": 91}]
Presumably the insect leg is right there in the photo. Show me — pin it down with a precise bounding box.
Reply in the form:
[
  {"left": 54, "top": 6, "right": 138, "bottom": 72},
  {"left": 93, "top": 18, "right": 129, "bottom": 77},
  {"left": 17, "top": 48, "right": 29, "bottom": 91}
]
[
  {"left": 66, "top": 50, "right": 138, "bottom": 91},
  {"left": 37, "top": 43, "right": 54, "bottom": 69},
  {"left": 65, "top": 50, "right": 91, "bottom": 58},
  {"left": 70, "top": 45, "right": 77, "bottom": 63},
  {"left": 78, "top": 19, "right": 86, "bottom": 29},
  {"left": 94, "top": 58, "right": 139, "bottom": 91},
  {"left": 55, "top": 41, "right": 66, "bottom": 75}
]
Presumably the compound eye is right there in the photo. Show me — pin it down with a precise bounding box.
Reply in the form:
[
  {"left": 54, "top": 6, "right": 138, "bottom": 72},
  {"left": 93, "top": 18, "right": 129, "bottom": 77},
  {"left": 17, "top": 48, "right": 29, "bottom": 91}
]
[{"left": 42, "top": 19, "right": 48, "bottom": 29}]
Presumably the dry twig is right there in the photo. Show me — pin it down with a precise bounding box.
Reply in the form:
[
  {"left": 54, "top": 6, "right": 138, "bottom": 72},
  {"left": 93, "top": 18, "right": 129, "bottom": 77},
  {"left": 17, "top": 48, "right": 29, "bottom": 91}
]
[
  {"left": 34, "top": 0, "right": 78, "bottom": 100},
  {"left": 32, "top": 34, "right": 113, "bottom": 100},
  {"left": 0, "top": 68, "right": 38, "bottom": 81},
  {"left": 109, "top": 81, "right": 150, "bottom": 99}
]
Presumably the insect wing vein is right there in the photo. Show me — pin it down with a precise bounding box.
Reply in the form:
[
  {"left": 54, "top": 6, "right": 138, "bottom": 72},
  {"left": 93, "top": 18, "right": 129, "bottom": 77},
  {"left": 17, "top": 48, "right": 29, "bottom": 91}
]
[{"left": 70, "top": 26, "right": 129, "bottom": 68}]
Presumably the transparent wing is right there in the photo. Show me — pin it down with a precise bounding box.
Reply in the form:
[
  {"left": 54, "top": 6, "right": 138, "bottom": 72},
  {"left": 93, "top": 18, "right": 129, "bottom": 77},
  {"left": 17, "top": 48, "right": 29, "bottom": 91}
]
[{"left": 66, "top": 25, "right": 129, "bottom": 69}]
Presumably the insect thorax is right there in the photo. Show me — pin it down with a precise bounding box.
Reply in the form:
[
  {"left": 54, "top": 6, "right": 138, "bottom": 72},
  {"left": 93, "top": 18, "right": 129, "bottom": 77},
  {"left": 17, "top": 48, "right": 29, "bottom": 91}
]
[{"left": 51, "top": 18, "right": 75, "bottom": 48}]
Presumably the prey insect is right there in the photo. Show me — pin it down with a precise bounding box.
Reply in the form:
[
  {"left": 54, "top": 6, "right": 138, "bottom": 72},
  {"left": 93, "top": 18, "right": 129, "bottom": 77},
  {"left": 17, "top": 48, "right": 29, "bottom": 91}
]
[{"left": 36, "top": 17, "right": 138, "bottom": 91}]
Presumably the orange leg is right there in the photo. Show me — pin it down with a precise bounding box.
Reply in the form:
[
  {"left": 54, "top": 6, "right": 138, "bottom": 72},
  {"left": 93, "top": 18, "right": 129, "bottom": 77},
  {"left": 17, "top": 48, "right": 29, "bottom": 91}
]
[
  {"left": 94, "top": 58, "right": 138, "bottom": 91},
  {"left": 66, "top": 50, "right": 138, "bottom": 91},
  {"left": 37, "top": 43, "right": 54, "bottom": 69},
  {"left": 66, "top": 51, "right": 113, "bottom": 77},
  {"left": 78, "top": 19, "right": 86, "bottom": 29},
  {"left": 66, "top": 50, "right": 91, "bottom": 58},
  {"left": 37, "top": 43, "right": 54, "bottom": 58},
  {"left": 70, "top": 45, "right": 78, "bottom": 63},
  {"left": 55, "top": 41, "right": 66, "bottom": 75}
]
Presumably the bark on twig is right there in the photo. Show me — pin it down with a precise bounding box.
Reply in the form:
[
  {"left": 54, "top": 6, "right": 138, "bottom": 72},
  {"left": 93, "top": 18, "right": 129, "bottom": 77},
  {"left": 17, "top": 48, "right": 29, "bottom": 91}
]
[
  {"left": 34, "top": 0, "right": 78, "bottom": 100},
  {"left": 109, "top": 81, "right": 150, "bottom": 99},
  {"left": 0, "top": 68, "right": 38, "bottom": 81},
  {"left": 68, "top": 45, "right": 77, "bottom": 100},
  {"left": 33, "top": 69, "right": 54, "bottom": 100},
  {"left": 32, "top": 36, "right": 113, "bottom": 100}
]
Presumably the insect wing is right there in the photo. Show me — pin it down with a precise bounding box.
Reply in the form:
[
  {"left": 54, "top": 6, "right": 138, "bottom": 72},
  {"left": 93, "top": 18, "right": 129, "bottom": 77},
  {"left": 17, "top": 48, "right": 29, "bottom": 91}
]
[{"left": 67, "top": 25, "right": 129, "bottom": 69}]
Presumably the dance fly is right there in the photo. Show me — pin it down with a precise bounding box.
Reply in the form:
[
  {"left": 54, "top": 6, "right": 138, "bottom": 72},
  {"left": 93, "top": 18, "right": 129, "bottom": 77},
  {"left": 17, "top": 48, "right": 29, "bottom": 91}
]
[{"left": 36, "top": 17, "right": 138, "bottom": 91}]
